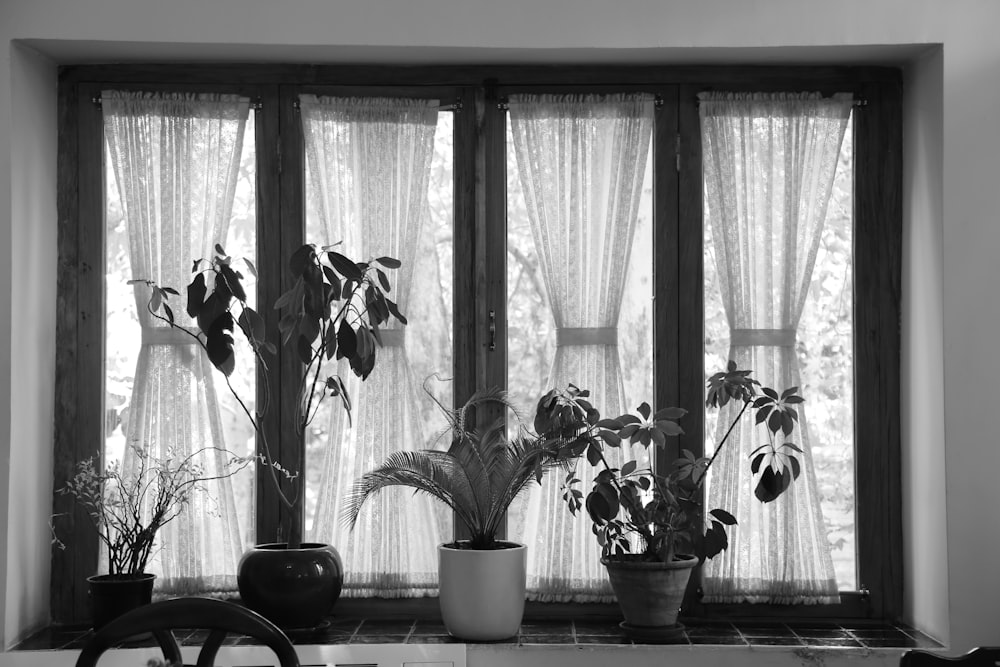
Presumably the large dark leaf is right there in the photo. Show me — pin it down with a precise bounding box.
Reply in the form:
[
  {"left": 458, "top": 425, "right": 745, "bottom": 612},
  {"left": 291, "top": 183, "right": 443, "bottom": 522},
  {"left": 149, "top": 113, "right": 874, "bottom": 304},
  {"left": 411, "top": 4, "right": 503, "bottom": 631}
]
[
  {"left": 213, "top": 269, "right": 234, "bottom": 304},
  {"left": 350, "top": 342, "right": 376, "bottom": 379},
  {"left": 355, "top": 324, "right": 373, "bottom": 362},
  {"left": 323, "top": 266, "right": 342, "bottom": 301},
  {"left": 296, "top": 334, "right": 313, "bottom": 364},
  {"left": 205, "top": 311, "right": 236, "bottom": 376},
  {"left": 754, "top": 466, "right": 793, "bottom": 503},
  {"left": 218, "top": 263, "right": 246, "bottom": 302},
  {"left": 187, "top": 273, "right": 207, "bottom": 319},
  {"left": 598, "top": 429, "right": 622, "bottom": 448},
  {"left": 196, "top": 291, "right": 229, "bottom": 336},
  {"left": 385, "top": 298, "right": 408, "bottom": 325},
  {"left": 709, "top": 508, "right": 737, "bottom": 526},
  {"left": 336, "top": 320, "right": 357, "bottom": 360},
  {"left": 323, "top": 321, "right": 338, "bottom": 360},
  {"left": 328, "top": 251, "right": 364, "bottom": 281},
  {"left": 596, "top": 482, "right": 620, "bottom": 520},
  {"left": 303, "top": 264, "right": 326, "bottom": 319},
  {"left": 299, "top": 313, "right": 321, "bottom": 345},
  {"left": 376, "top": 268, "right": 391, "bottom": 292},
  {"left": 585, "top": 490, "right": 612, "bottom": 524},
  {"left": 654, "top": 407, "right": 687, "bottom": 421},
  {"left": 586, "top": 441, "right": 604, "bottom": 466},
  {"left": 238, "top": 305, "right": 264, "bottom": 340},
  {"left": 288, "top": 244, "right": 315, "bottom": 278},
  {"left": 701, "top": 522, "right": 729, "bottom": 560}
]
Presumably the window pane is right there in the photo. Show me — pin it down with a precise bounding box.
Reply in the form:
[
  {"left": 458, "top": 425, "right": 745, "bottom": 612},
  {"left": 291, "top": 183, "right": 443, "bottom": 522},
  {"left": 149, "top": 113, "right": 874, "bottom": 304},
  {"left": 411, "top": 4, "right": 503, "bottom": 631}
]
[
  {"left": 103, "top": 102, "right": 257, "bottom": 574},
  {"left": 703, "top": 113, "right": 856, "bottom": 591},
  {"left": 302, "top": 102, "right": 453, "bottom": 595},
  {"left": 506, "top": 107, "right": 653, "bottom": 596}
]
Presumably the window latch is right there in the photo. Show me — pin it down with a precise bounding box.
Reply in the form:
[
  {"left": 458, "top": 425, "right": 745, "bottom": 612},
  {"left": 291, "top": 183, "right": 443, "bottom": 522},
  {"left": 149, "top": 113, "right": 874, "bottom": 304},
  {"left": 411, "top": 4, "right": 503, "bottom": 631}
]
[{"left": 489, "top": 310, "right": 496, "bottom": 351}]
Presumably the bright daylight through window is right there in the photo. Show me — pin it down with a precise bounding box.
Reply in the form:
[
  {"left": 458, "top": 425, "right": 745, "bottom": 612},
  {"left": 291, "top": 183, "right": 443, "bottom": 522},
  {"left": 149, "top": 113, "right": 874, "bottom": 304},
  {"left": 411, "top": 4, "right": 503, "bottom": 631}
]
[{"left": 54, "top": 64, "right": 899, "bottom": 626}]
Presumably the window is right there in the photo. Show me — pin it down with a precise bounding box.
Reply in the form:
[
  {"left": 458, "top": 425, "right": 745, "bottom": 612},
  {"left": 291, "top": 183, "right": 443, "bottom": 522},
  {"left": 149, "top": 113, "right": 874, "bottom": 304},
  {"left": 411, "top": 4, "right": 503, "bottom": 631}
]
[{"left": 53, "top": 66, "right": 901, "bottom": 624}]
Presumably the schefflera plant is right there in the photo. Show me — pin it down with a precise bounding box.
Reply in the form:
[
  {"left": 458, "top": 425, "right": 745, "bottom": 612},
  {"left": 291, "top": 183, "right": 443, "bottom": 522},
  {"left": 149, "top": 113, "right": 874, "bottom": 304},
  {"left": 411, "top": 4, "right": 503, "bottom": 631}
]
[{"left": 539, "top": 361, "right": 807, "bottom": 563}]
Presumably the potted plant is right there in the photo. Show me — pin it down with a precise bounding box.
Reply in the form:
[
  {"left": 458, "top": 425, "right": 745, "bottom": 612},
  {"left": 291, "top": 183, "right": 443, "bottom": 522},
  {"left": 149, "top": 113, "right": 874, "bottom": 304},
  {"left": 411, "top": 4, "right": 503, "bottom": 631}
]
[
  {"left": 53, "top": 444, "right": 251, "bottom": 628},
  {"left": 142, "top": 242, "right": 405, "bottom": 628},
  {"left": 344, "top": 387, "right": 568, "bottom": 641},
  {"left": 536, "top": 362, "right": 806, "bottom": 642}
]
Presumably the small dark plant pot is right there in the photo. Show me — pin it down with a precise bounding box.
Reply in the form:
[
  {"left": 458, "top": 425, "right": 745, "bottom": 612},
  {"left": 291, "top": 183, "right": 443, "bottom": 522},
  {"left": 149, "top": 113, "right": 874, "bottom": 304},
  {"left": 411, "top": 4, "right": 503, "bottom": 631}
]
[
  {"left": 602, "top": 554, "right": 697, "bottom": 643},
  {"left": 237, "top": 542, "right": 343, "bottom": 629},
  {"left": 87, "top": 573, "right": 156, "bottom": 630}
]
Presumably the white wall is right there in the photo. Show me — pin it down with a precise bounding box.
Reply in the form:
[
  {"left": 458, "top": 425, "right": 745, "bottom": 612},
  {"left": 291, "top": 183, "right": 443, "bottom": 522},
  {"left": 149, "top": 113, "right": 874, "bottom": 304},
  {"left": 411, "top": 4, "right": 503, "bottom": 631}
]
[
  {"left": 901, "top": 45, "right": 947, "bottom": 644},
  {"left": 2, "top": 0, "right": 994, "bottom": 657},
  {"left": 4, "top": 42, "right": 57, "bottom": 648}
]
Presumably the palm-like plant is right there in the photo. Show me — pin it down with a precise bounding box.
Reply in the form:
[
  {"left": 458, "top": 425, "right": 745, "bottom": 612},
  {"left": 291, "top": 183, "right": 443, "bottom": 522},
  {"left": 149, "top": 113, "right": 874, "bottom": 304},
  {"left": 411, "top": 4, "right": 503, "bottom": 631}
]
[{"left": 344, "top": 387, "right": 568, "bottom": 550}]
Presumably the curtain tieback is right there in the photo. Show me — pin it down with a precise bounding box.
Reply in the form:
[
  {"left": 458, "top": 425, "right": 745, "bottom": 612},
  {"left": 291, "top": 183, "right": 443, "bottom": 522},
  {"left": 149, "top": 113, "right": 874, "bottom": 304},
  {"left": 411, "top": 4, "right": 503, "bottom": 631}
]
[
  {"left": 377, "top": 329, "right": 406, "bottom": 347},
  {"left": 555, "top": 327, "right": 618, "bottom": 347},
  {"left": 141, "top": 326, "right": 200, "bottom": 346},
  {"left": 729, "top": 328, "right": 796, "bottom": 347}
]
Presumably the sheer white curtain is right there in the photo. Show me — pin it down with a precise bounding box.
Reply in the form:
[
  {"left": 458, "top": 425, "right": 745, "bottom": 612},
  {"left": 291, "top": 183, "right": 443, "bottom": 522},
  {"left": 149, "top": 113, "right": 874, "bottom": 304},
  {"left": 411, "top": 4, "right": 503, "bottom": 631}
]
[
  {"left": 300, "top": 95, "right": 444, "bottom": 597},
  {"left": 700, "top": 92, "right": 852, "bottom": 604},
  {"left": 508, "top": 93, "right": 654, "bottom": 601},
  {"left": 103, "top": 91, "right": 250, "bottom": 595}
]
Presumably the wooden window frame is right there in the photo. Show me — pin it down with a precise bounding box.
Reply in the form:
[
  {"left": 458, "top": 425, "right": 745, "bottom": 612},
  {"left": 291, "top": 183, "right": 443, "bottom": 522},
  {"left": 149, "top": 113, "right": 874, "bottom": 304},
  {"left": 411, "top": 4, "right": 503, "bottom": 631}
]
[{"left": 53, "top": 64, "right": 901, "bottom": 625}]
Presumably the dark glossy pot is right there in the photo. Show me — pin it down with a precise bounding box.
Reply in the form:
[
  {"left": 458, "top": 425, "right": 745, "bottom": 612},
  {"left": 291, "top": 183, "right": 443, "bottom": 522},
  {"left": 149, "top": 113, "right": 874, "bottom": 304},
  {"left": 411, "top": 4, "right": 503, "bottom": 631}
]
[
  {"left": 87, "top": 573, "right": 156, "bottom": 629},
  {"left": 237, "top": 542, "right": 343, "bottom": 629}
]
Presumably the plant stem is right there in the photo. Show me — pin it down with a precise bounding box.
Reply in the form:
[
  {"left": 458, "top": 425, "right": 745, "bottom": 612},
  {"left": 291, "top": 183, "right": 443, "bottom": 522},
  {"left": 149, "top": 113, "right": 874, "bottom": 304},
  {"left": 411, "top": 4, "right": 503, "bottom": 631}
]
[{"left": 697, "top": 399, "right": 750, "bottom": 491}]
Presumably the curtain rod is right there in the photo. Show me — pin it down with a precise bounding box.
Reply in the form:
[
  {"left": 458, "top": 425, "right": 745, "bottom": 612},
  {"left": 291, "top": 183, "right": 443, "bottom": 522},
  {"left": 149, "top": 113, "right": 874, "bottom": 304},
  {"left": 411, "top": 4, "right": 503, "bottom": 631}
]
[{"left": 92, "top": 97, "right": 463, "bottom": 111}]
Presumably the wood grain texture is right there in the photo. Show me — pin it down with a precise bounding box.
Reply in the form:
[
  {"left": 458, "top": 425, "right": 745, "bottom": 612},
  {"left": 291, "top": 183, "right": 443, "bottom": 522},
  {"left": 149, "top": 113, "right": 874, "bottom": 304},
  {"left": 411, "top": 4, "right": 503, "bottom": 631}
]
[
  {"left": 854, "top": 78, "right": 904, "bottom": 621},
  {"left": 653, "top": 86, "right": 680, "bottom": 449},
  {"left": 52, "top": 78, "right": 85, "bottom": 625},
  {"left": 452, "top": 87, "right": 478, "bottom": 408},
  {"left": 254, "top": 84, "right": 284, "bottom": 544}
]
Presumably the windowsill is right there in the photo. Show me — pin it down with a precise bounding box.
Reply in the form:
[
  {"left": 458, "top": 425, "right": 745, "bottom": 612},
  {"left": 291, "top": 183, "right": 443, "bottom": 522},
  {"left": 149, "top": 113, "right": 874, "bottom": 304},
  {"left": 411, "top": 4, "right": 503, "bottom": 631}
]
[{"left": 11, "top": 617, "right": 942, "bottom": 651}]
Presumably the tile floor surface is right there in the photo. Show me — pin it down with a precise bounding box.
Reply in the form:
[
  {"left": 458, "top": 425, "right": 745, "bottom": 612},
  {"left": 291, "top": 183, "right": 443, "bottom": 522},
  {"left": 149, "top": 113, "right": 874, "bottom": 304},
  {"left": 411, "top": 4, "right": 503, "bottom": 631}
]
[{"left": 13, "top": 617, "right": 941, "bottom": 651}]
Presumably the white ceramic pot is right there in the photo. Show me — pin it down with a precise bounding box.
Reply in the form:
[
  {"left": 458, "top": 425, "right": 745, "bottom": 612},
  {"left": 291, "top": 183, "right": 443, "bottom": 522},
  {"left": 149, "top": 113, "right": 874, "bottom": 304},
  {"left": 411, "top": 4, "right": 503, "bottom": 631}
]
[{"left": 438, "top": 541, "right": 526, "bottom": 641}]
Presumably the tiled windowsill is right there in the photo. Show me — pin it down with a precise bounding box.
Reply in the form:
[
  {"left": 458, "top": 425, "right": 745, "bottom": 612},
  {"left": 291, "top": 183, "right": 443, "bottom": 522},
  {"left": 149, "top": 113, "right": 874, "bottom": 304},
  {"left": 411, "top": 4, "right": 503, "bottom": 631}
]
[{"left": 12, "top": 617, "right": 942, "bottom": 651}]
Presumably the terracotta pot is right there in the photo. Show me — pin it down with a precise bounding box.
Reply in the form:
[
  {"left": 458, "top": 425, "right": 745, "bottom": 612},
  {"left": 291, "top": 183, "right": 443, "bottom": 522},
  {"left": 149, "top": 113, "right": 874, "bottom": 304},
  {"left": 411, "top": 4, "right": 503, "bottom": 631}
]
[
  {"left": 237, "top": 542, "right": 343, "bottom": 629},
  {"left": 602, "top": 554, "right": 697, "bottom": 641},
  {"left": 87, "top": 573, "right": 155, "bottom": 629},
  {"left": 438, "top": 541, "right": 526, "bottom": 641}
]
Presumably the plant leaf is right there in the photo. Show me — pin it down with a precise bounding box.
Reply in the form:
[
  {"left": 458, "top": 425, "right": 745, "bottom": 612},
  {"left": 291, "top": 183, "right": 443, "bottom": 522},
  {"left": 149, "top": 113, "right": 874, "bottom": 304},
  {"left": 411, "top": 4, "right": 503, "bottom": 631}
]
[
  {"left": 187, "top": 273, "right": 207, "bottom": 319},
  {"left": 336, "top": 320, "right": 357, "bottom": 360},
  {"left": 709, "top": 508, "right": 737, "bottom": 526},
  {"left": 205, "top": 311, "right": 235, "bottom": 376},
  {"left": 329, "top": 251, "right": 364, "bottom": 281}
]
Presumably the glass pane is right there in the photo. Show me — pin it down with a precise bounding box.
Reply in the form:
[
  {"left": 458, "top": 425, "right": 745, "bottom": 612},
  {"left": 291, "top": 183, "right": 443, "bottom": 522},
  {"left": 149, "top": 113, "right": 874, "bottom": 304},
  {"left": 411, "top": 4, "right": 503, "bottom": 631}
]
[
  {"left": 505, "top": 127, "right": 653, "bottom": 419},
  {"left": 103, "top": 109, "right": 258, "bottom": 562},
  {"left": 505, "top": 117, "right": 654, "bottom": 574},
  {"left": 302, "top": 110, "right": 454, "bottom": 545},
  {"left": 703, "top": 114, "right": 856, "bottom": 591}
]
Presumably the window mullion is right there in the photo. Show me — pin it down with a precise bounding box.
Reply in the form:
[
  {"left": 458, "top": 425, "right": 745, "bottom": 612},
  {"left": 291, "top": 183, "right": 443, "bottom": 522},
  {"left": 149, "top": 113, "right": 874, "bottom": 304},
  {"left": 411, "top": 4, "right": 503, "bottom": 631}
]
[
  {"left": 480, "top": 82, "right": 509, "bottom": 408},
  {"left": 454, "top": 82, "right": 508, "bottom": 542},
  {"left": 654, "top": 86, "right": 683, "bottom": 458},
  {"left": 452, "top": 86, "right": 481, "bottom": 414},
  {"left": 259, "top": 85, "right": 304, "bottom": 545}
]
